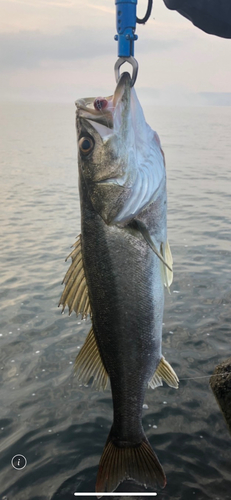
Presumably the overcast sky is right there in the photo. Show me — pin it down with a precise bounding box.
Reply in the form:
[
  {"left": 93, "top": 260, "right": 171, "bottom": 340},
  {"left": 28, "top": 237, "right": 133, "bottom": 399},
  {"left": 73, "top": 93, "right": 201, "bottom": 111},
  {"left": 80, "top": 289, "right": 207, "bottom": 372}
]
[{"left": 0, "top": 0, "right": 231, "bottom": 103}]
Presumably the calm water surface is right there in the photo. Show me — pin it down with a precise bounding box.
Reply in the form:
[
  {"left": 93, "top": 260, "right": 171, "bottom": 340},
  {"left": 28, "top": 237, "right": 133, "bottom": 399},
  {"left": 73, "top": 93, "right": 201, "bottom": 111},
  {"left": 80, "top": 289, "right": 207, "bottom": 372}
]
[{"left": 0, "top": 103, "right": 231, "bottom": 500}]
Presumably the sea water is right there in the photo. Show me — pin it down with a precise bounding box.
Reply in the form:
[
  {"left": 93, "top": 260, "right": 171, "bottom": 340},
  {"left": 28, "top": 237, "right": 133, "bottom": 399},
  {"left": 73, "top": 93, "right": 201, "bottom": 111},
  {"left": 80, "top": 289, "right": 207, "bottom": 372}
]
[{"left": 0, "top": 103, "right": 231, "bottom": 500}]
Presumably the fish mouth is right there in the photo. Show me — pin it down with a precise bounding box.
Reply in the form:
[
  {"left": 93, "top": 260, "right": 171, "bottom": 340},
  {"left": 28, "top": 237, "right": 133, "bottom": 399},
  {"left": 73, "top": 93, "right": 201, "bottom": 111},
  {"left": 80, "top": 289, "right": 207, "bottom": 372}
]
[
  {"left": 113, "top": 71, "right": 131, "bottom": 108},
  {"left": 75, "top": 72, "right": 131, "bottom": 132},
  {"left": 76, "top": 96, "right": 114, "bottom": 129}
]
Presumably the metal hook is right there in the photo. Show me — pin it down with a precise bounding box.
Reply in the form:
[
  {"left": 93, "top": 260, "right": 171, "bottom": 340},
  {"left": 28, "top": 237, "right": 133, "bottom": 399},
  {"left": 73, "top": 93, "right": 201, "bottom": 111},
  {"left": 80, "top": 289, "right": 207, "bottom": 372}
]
[{"left": 114, "top": 56, "right": 139, "bottom": 87}]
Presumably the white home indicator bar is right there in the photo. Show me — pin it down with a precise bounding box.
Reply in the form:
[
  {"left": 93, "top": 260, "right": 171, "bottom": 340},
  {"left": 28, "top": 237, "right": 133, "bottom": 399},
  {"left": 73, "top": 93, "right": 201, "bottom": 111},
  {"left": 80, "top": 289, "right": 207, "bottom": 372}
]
[{"left": 74, "top": 494, "right": 157, "bottom": 497}]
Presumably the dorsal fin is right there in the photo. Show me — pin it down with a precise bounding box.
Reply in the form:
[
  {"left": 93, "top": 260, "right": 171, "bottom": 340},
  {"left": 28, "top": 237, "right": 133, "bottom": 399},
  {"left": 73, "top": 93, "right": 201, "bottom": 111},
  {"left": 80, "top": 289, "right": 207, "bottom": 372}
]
[
  {"left": 58, "top": 235, "right": 91, "bottom": 318},
  {"left": 75, "top": 327, "right": 108, "bottom": 391}
]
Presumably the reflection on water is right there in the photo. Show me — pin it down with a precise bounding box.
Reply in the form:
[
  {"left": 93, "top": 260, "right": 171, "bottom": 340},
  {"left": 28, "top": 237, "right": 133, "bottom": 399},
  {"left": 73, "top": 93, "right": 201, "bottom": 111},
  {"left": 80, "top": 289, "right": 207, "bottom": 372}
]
[{"left": 0, "top": 103, "right": 231, "bottom": 500}]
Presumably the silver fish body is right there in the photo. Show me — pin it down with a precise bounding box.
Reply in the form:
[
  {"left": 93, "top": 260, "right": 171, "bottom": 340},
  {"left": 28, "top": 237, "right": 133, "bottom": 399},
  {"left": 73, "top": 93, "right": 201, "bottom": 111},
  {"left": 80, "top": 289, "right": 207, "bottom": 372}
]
[{"left": 60, "top": 72, "right": 178, "bottom": 493}]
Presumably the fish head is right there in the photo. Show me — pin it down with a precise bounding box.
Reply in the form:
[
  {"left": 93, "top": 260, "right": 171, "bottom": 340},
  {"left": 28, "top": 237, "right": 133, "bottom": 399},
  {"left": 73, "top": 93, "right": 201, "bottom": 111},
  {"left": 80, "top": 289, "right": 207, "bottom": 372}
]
[
  {"left": 76, "top": 72, "right": 132, "bottom": 182},
  {"left": 75, "top": 72, "right": 165, "bottom": 225}
]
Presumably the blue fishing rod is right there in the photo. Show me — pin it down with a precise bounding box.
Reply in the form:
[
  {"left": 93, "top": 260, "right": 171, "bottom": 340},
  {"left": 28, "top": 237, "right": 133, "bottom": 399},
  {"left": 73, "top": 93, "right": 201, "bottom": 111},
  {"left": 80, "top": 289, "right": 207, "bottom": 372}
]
[{"left": 114, "top": 0, "right": 153, "bottom": 86}]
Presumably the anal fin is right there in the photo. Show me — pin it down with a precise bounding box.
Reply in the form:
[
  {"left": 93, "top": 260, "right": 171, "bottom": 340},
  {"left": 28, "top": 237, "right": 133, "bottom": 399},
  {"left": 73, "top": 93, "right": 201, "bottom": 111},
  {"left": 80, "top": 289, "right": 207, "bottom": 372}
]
[
  {"left": 75, "top": 327, "right": 108, "bottom": 391},
  {"left": 148, "top": 356, "right": 179, "bottom": 389}
]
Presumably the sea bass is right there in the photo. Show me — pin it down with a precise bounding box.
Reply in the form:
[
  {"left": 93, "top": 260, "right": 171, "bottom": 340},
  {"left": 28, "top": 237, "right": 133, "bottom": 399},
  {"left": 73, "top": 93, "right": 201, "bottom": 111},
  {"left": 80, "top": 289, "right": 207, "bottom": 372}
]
[{"left": 59, "top": 72, "right": 179, "bottom": 493}]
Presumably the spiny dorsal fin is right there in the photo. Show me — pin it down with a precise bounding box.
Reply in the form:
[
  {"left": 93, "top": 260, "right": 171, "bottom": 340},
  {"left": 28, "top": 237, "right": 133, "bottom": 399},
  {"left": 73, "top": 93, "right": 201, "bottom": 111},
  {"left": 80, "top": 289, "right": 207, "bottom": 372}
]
[
  {"left": 148, "top": 356, "right": 179, "bottom": 389},
  {"left": 75, "top": 327, "right": 108, "bottom": 391},
  {"left": 160, "top": 240, "right": 173, "bottom": 293},
  {"left": 58, "top": 235, "right": 91, "bottom": 318}
]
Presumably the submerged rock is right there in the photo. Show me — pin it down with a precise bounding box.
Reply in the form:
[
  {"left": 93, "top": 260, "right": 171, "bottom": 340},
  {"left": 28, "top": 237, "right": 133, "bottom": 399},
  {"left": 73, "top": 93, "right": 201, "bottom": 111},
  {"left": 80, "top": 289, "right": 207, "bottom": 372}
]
[{"left": 210, "top": 357, "right": 231, "bottom": 435}]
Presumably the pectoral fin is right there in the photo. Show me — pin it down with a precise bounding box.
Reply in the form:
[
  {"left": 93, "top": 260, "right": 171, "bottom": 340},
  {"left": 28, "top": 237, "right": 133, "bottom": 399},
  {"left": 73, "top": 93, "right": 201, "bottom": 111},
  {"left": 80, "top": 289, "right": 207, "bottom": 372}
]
[
  {"left": 128, "top": 219, "right": 173, "bottom": 272},
  {"left": 160, "top": 240, "right": 173, "bottom": 293},
  {"left": 148, "top": 356, "right": 179, "bottom": 389},
  {"left": 75, "top": 327, "right": 108, "bottom": 391},
  {"left": 58, "top": 235, "right": 91, "bottom": 318}
]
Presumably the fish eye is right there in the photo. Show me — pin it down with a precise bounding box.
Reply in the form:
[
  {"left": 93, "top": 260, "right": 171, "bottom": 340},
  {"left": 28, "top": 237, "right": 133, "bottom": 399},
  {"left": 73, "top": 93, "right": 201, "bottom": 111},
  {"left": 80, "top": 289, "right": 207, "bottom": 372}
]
[{"left": 79, "top": 136, "right": 94, "bottom": 156}]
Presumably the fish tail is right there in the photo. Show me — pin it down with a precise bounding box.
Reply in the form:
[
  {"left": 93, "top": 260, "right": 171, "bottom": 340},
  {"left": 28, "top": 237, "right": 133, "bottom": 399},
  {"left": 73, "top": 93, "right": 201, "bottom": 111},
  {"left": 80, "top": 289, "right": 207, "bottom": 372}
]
[{"left": 96, "top": 430, "right": 166, "bottom": 493}]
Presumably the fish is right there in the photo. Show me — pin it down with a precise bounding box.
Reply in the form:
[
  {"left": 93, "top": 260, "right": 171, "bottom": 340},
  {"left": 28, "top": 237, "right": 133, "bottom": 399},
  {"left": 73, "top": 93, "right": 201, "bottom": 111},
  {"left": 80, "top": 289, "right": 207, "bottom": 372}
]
[{"left": 59, "top": 72, "right": 179, "bottom": 493}]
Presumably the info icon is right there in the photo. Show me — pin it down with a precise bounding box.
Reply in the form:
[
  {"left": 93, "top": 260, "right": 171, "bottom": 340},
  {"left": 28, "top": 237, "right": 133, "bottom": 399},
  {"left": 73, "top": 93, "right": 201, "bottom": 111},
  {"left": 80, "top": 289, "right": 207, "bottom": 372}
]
[{"left": 11, "top": 455, "right": 27, "bottom": 470}]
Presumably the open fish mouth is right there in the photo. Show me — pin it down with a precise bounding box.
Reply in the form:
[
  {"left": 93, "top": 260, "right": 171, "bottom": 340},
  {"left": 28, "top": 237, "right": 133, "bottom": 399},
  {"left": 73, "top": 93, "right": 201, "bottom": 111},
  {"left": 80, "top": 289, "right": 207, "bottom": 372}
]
[{"left": 75, "top": 72, "right": 131, "bottom": 131}]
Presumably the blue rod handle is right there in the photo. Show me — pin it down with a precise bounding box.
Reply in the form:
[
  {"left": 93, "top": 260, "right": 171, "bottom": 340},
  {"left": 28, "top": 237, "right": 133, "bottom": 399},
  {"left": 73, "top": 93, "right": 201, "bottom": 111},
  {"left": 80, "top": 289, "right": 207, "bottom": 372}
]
[{"left": 115, "top": 0, "right": 138, "bottom": 57}]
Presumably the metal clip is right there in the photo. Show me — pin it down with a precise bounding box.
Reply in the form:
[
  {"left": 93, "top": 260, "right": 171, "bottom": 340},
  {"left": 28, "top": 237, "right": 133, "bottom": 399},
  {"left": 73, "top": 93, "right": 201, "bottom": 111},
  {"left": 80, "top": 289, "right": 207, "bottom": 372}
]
[{"left": 114, "top": 56, "right": 138, "bottom": 87}]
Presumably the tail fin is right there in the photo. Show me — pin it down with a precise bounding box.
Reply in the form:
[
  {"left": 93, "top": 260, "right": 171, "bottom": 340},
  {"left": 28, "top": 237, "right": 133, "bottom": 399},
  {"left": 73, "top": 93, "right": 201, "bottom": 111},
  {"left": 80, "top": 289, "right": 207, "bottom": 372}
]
[{"left": 96, "top": 432, "right": 166, "bottom": 493}]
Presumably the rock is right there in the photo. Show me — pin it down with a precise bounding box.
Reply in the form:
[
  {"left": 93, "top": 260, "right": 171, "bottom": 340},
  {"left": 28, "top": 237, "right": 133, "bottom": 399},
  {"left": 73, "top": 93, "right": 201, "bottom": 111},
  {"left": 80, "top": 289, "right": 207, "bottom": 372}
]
[{"left": 210, "top": 357, "right": 231, "bottom": 435}]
